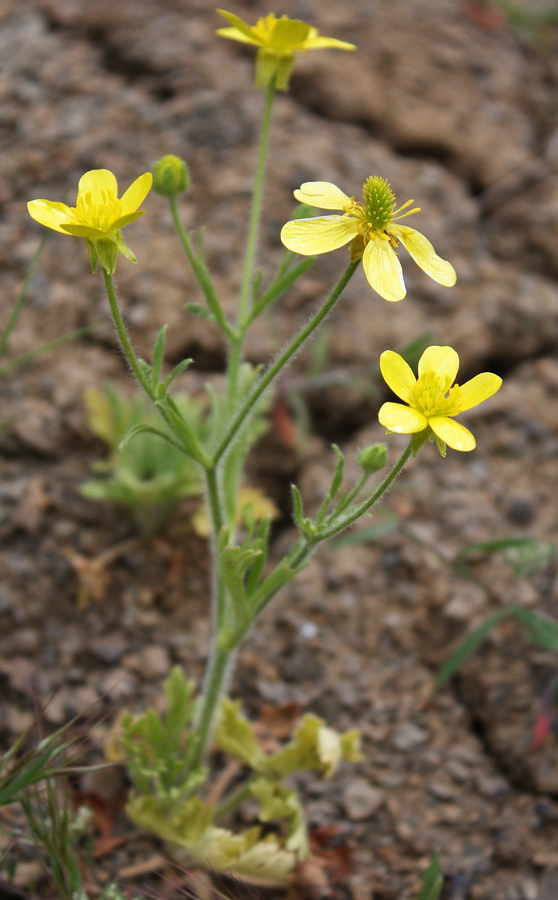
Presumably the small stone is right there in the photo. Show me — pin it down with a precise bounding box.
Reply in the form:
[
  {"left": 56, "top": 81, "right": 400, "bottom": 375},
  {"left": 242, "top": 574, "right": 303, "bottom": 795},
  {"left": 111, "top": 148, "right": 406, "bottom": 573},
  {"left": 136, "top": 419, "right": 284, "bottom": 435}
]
[
  {"left": 343, "top": 779, "right": 385, "bottom": 820},
  {"left": 140, "top": 645, "right": 172, "bottom": 680},
  {"left": 89, "top": 633, "right": 127, "bottom": 665},
  {"left": 477, "top": 773, "right": 508, "bottom": 797},
  {"left": 391, "top": 722, "right": 429, "bottom": 751},
  {"left": 5, "top": 705, "right": 34, "bottom": 733},
  {"left": 506, "top": 496, "right": 536, "bottom": 526},
  {"left": 428, "top": 778, "right": 457, "bottom": 800}
]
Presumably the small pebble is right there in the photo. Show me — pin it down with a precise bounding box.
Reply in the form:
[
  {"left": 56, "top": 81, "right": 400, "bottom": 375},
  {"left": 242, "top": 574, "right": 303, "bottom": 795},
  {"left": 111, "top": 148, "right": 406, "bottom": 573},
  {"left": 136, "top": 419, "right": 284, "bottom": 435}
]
[
  {"left": 140, "top": 644, "right": 172, "bottom": 680},
  {"left": 343, "top": 779, "right": 385, "bottom": 820},
  {"left": 391, "top": 722, "right": 428, "bottom": 751}
]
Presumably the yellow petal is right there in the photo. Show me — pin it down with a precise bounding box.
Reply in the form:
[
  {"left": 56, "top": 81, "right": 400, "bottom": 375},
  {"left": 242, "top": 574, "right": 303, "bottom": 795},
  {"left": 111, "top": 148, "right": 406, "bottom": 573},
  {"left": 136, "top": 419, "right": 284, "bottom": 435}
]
[
  {"left": 418, "top": 346, "right": 459, "bottom": 383},
  {"left": 280, "top": 216, "right": 359, "bottom": 255},
  {"left": 453, "top": 372, "right": 502, "bottom": 413},
  {"left": 379, "top": 351, "right": 416, "bottom": 403},
  {"left": 27, "top": 199, "right": 76, "bottom": 234},
  {"left": 111, "top": 211, "right": 145, "bottom": 230},
  {"left": 61, "top": 223, "right": 105, "bottom": 238},
  {"left": 216, "top": 26, "right": 261, "bottom": 46},
  {"left": 429, "top": 416, "right": 476, "bottom": 451},
  {"left": 119, "top": 172, "right": 152, "bottom": 215},
  {"left": 270, "top": 18, "right": 311, "bottom": 50},
  {"left": 391, "top": 225, "right": 456, "bottom": 287},
  {"left": 216, "top": 10, "right": 260, "bottom": 44},
  {"left": 77, "top": 169, "right": 118, "bottom": 204},
  {"left": 362, "top": 235, "right": 406, "bottom": 302},
  {"left": 302, "top": 36, "right": 356, "bottom": 50},
  {"left": 293, "top": 182, "right": 352, "bottom": 210},
  {"left": 378, "top": 402, "right": 427, "bottom": 434}
]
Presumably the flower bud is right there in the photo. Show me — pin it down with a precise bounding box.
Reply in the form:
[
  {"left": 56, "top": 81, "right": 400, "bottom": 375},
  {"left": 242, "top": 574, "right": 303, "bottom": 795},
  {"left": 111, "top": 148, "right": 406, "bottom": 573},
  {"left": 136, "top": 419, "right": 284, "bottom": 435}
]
[
  {"left": 358, "top": 443, "right": 387, "bottom": 474},
  {"left": 152, "top": 154, "right": 190, "bottom": 198}
]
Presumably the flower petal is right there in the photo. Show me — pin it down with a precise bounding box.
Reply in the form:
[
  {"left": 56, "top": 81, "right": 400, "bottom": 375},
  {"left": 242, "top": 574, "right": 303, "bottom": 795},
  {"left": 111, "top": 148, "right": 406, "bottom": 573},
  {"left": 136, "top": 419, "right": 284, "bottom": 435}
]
[
  {"left": 77, "top": 169, "right": 118, "bottom": 204},
  {"left": 302, "top": 36, "right": 357, "bottom": 50},
  {"left": 362, "top": 235, "right": 406, "bottom": 302},
  {"left": 453, "top": 373, "right": 502, "bottom": 413},
  {"left": 270, "top": 17, "right": 312, "bottom": 50},
  {"left": 293, "top": 182, "right": 352, "bottom": 210},
  {"left": 391, "top": 225, "right": 457, "bottom": 287},
  {"left": 429, "top": 416, "right": 476, "bottom": 451},
  {"left": 111, "top": 210, "right": 146, "bottom": 230},
  {"left": 61, "top": 224, "right": 106, "bottom": 238},
  {"left": 215, "top": 26, "right": 261, "bottom": 46},
  {"left": 379, "top": 351, "right": 416, "bottom": 403},
  {"left": 119, "top": 172, "right": 152, "bottom": 215},
  {"left": 281, "top": 216, "right": 359, "bottom": 255},
  {"left": 216, "top": 10, "right": 260, "bottom": 44},
  {"left": 418, "top": 346, "right": 459, "bottom": 383},
  {"left": 27, "top": 199, "right": 76, "bottom": 234},
  {"left": 378, "top": 402, "right": 427, "bottom": 434}
]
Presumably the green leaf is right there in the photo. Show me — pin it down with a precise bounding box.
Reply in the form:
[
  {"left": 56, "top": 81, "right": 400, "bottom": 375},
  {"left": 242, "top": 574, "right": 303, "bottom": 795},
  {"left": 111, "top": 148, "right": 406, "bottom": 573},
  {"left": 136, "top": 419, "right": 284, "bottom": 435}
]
[
  {"left": 250, "top": 778, "right": 309, "bottom": 856},
  {"left": 155, "top": 396, "right": 210, "bottom": 467},
  {"left": 184, "top": 303, "right": 216, "bottom": 322},
  {"left": 418, "top": 852, "right": 444, "bottom": 900},
  {"left": 160, "top": 357, "right": 194, "bottom": 392},
  {"left": 436, "top": 609, "right": 512, "bottom": 686},
  {"left": 219, "top": 537, "right": 264, "bottom": 627},
  {"left": 151, "top": 325, "right": 168, "bottom": 388},
  {"left": 215, "top": 698, "right": 265, "bottom": 769},
  {"left": 509, "top": 606, "right": 558, "bottom": 653},
  {"left": 163, "top": 667, "right": 197, "bottom": 747},
  {"left": 118, "top": 423, "right": 186, "bottom": 455},
  {"left": 264, "top": 714, "right": 362, "bottom": 779},
  {"left": 456, "top": 536, "right": 540, "bottom": 559},
  {"left": 251, "top": 559, "right": 299, "bottom": 617},
  {"left": 316, "top": 444, "right": 345, "bottom": 525}
]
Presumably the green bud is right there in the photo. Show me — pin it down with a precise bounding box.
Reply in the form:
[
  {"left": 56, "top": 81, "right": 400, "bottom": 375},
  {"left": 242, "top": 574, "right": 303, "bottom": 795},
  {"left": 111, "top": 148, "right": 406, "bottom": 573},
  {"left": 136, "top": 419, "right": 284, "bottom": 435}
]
[
  {"left": 152, "top": 154, "right": 190, "bottom": 198},
  {"left": 358, "top": 443, "right": 387, "bottom": 474}
]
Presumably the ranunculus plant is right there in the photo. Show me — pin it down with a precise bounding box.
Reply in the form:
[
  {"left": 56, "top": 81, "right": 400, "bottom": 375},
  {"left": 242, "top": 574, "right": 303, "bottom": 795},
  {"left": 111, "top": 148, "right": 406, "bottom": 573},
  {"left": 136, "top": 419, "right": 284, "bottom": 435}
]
[{"left": 27, "top": 8, "right": 501, "bottom": 887}]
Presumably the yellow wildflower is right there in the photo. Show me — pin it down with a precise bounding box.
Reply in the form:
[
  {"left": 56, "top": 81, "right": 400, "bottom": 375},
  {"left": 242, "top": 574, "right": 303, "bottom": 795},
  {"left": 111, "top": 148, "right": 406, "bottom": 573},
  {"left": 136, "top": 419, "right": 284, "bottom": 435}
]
[
  {"left": 27, "top": 169, "right": 152, "bottom": 274},
  {"left": 216, "top": 9, "right": 355, "bottom": 91},
  {"left": 378, "top": 346, "right": 502, "bottom": 454},
  {"left": 281, "top": 177, "right": 457, "bottom": 302}
]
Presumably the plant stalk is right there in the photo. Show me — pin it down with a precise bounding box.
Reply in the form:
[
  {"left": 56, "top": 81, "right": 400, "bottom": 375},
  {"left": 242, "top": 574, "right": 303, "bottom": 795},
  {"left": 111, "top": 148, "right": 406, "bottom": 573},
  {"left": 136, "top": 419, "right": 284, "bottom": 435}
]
[{"left": 213, "top": 259, "right": 359, "bottom": 467}]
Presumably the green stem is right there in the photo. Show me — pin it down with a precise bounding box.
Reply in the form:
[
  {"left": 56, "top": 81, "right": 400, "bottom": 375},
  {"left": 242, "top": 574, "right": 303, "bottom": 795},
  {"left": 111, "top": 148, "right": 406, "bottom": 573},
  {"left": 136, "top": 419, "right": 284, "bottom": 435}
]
[
  {"left": 214, "top": 260, "right": 359, "bottom": 467},
  {"left": 318, "top": 440, "right": 413, "bottom": 540},
  {"left": 183, "top": 644, "right": 233, "bottom": 774},
  {"left": 226, "top": 77, "right": 276, "bottom": 410},
  {"left": 102, "top": 270, "right": 210, "bottom": 468},
  {"left": 205, "top": 467, "right": 228, "bottom": 633},
  {"left": 169, "top": 197, "right": 236, "bottom": 340},
  {"left": 102, "top": 269, "right": 154, "bottom": 397},
  {"left": 250, "top": 439, "right": 413, "bottom": 621}
]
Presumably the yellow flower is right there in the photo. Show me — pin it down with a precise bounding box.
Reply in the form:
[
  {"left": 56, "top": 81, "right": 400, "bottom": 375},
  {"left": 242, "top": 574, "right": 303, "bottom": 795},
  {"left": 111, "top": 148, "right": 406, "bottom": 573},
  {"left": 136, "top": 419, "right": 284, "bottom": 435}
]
[
  {"left": 216, "top": 9, "right": 355, "bottom": 91},
  {"left": 281, "top": 177, "right": 457, "bottom": 302},
  {"left": 27, "top": 169, "right": 152, "bottom": 274},
  {"left": 378, "top": 346, "right": 502, "bottom": 454}
]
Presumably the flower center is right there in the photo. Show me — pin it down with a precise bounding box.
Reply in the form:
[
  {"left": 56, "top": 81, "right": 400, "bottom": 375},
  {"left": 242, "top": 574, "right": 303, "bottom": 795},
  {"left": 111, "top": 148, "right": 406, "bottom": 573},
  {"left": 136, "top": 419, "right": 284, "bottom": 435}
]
[
  {"left": 412, "top": 371, "right": 462, "bottom": 418},
  {"left": 75, "top": 191, "right": 122, "bottom": 233},
  {"left": 362, "top": 176, "right": 396, "bottom": 231}
]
